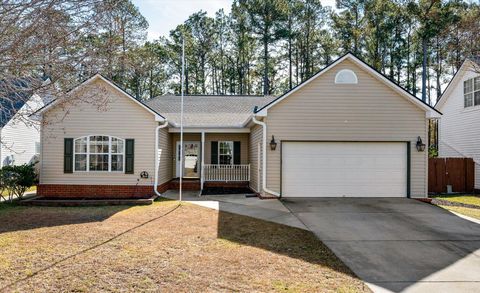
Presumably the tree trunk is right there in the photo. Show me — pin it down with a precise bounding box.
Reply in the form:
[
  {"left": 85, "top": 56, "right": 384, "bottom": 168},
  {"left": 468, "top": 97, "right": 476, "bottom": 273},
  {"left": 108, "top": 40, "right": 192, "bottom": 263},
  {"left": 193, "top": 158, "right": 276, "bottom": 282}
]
[
  {"left": 288, "top": 25, "right": 293, "bottom": 90},
  {"left": 263, "top": 34, "right": 269, "bottom": 95},
  {"left": 421, "top": 37, "right": 427, "bottom": 102},
  {"left": 406, "top": 29, "right": 411, "bottom": 91},
  {"left": 436, "top": 36, "right": 442, "bottom": 101}
]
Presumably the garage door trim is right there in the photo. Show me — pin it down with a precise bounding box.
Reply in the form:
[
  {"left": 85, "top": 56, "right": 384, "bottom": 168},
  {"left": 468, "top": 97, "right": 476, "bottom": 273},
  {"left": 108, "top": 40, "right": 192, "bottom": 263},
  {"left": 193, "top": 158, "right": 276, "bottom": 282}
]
[{"left": 280, "top": 140, "right": 411, "bottom": 198}]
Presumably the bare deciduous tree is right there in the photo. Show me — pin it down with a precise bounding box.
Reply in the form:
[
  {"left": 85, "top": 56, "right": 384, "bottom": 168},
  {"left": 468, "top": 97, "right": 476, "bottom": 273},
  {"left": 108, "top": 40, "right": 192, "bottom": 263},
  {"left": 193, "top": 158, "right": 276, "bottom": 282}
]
[{"left": 0, "top": 0, "right": 142, "bottom": 148}]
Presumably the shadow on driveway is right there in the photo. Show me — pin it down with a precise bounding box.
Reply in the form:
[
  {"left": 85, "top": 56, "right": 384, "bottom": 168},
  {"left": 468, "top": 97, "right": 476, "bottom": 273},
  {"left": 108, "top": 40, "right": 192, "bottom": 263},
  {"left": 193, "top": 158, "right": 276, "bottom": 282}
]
[{"left": 282, "top": 197, "right": 480, "bottom": 292}]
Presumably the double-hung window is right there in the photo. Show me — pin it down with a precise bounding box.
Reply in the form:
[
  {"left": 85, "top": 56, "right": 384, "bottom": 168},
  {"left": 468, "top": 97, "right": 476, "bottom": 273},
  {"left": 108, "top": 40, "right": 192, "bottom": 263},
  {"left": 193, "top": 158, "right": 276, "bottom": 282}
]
[
  {"left": 218, "top": 141, "right": 233, "bottom": 165},
  {"left": 74, "top": 135, "right": 124, "bottom": 172},
  {"left": 464, "top": 77, "right": 480, "bottom": 108}
]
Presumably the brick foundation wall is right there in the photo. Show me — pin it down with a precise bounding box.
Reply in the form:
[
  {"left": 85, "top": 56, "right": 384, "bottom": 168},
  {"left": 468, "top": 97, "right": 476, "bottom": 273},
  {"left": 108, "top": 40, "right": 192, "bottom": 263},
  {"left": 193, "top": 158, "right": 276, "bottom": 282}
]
[
  {"left": 37, "top": 180, "right": 252, "bottom": 198},
  {"left": 169, "top": 180, "right": 201, "bottom": 190},
  {"left": 37, "top": 180, "right": 171, "bottom": 199}
]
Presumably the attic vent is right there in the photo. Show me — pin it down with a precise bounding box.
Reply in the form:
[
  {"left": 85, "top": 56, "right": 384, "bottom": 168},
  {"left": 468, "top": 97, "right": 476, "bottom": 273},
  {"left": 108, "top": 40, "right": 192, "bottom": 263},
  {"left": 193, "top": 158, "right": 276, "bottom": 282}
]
[{"left": 335, "top": 69, "right": 358, "bottom": 84}]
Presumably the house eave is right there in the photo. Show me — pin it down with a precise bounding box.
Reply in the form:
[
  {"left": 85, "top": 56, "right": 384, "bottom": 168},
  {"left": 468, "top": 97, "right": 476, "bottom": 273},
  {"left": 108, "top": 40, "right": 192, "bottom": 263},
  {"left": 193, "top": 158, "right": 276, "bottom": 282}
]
[
  {"left": 168, "top": 127, "right": 251, "bottom": 133},
  {"left": 31, "top": 74, "right": 166, "bottom": 122}
]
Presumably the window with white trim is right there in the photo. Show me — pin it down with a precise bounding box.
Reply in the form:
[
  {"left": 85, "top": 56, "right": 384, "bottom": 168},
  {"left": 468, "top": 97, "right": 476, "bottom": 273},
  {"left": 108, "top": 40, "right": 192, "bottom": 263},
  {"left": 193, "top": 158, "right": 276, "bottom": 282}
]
[
  {"left": 218, "top": 141, "right": 233, "bottom": 165},
  {"left": 464, "top": 76, "right": 480, "bottom": 108},
  {"left": 74, "top": 135, "right": 124, "bottom": 172},
  {"left": 335, "top": 69, "right": 358, "bottom": 84}
]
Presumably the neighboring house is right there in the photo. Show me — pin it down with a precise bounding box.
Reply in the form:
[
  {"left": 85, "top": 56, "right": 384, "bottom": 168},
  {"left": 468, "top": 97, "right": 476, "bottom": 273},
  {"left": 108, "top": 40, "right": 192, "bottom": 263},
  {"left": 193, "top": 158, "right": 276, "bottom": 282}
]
[
  {"left": 0, "top": 79, "right": 48, "bottom": 168},
  {"left": 34, "top": 53, "right": 440, "bottom": 199},
  {"left": 435, "top": 58, "right": 480, "bottom": 191}
]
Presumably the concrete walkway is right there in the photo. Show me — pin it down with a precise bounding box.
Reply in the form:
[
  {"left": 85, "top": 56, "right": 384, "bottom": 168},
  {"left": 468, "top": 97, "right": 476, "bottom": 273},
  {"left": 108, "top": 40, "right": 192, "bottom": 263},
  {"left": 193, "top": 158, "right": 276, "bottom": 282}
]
[
  {"left": 161, "top": 192, "right": 480, "bottom": 293},
  {"left": 162, "top": 190, "right": 306, "bottom": 229}
]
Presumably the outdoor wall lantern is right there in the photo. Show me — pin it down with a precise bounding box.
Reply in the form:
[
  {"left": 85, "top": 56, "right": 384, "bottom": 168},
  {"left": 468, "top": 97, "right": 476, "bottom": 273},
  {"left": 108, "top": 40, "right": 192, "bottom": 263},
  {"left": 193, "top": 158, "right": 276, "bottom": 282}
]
[
  {"left": 270, "top": 135, "right": 277, "bottom": 151},
  {"left": 416, "top": 136, "right": 426, "bottom": 152}
]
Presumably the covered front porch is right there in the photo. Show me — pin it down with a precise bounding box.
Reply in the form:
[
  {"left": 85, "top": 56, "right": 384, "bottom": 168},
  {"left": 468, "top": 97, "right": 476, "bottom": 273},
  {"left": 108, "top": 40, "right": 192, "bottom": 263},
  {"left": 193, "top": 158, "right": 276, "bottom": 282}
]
[{"left": 169, "top": 128, "right": 252, "bottom": 191}]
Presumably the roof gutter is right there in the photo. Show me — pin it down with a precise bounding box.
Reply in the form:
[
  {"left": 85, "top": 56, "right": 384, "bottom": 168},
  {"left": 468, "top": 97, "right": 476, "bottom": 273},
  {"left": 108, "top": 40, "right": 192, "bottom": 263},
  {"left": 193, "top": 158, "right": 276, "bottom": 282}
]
[
  {"left": 252, "top": 115, "right": 280, "bottom": 198},
  {"left": 154, "top": 120, "right": 169, "bottom": 197}
]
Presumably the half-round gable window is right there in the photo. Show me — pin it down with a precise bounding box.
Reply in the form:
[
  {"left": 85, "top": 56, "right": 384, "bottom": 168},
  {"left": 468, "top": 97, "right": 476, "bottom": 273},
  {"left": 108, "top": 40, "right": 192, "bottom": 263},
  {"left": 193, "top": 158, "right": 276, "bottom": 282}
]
[{"left": 335, "top": 69, "right": 358, "bottom": 84}]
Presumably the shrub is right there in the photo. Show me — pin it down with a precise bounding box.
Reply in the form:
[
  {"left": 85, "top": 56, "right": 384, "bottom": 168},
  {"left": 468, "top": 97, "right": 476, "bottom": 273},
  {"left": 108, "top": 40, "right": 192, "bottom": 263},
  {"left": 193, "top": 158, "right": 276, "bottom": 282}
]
[
  {"left": 0, "top": 168, "right": 7, "bottom": 201},
  {"left": 429, "top": 146, "right": 438, "bottom": 158},
  {"left": 1, "top": 164, "right": 37, "bottom": 201}
]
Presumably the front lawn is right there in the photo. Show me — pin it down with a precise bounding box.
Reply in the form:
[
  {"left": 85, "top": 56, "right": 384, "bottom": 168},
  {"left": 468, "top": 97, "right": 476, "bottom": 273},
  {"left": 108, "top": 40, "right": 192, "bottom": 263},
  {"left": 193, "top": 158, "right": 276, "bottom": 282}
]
[
  {"left": 0, "top": 200, "right": 368, "bottom": 292},
  {"left": 431, "top": 194, "right": 480, "bottom": 220},
  {"left": 431, "top": 194, "right": 480, "bottom": 207},
  {"left": 439, "top": 205, "right": 480, "bottom": 220}
]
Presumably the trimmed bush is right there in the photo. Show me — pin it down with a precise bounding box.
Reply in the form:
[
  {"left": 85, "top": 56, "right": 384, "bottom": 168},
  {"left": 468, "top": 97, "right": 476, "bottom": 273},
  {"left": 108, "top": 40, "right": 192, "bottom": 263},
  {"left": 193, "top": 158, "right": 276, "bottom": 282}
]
[{"left": 0, "top": 164, "right": 37, "bottom": 202}]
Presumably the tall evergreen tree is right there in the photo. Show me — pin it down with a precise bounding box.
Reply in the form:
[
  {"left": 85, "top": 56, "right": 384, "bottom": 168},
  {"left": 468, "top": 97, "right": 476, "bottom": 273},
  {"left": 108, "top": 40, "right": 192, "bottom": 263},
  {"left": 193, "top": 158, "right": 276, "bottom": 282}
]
[{"left": 245, "top": 0, "right": 288, "bottom": 95}]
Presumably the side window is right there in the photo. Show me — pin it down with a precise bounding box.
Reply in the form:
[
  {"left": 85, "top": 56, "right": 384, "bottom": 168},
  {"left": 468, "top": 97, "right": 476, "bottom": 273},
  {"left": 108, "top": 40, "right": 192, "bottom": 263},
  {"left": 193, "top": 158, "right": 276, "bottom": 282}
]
[{"left": 464, "top": 77, "right": 480, "bottom": 108}]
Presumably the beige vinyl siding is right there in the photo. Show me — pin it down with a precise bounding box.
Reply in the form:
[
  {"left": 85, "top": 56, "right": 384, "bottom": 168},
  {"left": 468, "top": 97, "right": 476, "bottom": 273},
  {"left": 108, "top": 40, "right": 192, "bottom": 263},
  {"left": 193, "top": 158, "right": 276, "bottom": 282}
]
[
  {"left": 157, "top": 127, "right": 173, "bottom": 185},
  {"left": 171, "top": 132, "right": 249, "bottom": 178},
  {"left": 249, "top": 125, "right": 262, "bottom": 192},
  {"left": 204, "top": 133, "right": 249, "bottom": 165},
  {"left": 438, "top": 68, "right": 480, "bottom": 189},
  {"left": 41, "top": 79, "right": 161, "bottom": 186},
  {"left": 265, "top": 59, "right": 428, "bottom": 197}
]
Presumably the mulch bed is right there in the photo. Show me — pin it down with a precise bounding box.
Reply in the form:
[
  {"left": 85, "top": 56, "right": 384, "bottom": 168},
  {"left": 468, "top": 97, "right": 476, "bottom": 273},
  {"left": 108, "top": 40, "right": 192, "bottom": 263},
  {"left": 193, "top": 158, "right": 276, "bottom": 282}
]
[{"left": 430, "top": 198, "right": 480, "bottom": 209}]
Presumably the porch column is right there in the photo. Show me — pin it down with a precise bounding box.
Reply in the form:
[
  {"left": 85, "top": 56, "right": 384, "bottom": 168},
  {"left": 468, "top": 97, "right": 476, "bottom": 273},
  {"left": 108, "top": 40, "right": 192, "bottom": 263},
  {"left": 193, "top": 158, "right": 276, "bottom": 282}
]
[{"left": 201, "top": 131, "right": 205, "bottom": 191}]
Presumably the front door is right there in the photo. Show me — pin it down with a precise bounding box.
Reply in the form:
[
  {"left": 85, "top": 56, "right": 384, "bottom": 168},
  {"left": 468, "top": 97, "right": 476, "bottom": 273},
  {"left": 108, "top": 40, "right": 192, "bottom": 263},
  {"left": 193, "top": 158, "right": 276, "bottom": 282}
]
[{"left": 176, "top": 141, "right": 200, "bottom": 178}]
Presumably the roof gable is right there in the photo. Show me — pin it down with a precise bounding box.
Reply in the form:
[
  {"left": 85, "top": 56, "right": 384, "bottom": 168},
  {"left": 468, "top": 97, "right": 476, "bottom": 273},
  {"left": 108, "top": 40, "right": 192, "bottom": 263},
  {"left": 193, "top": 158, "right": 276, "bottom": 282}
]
[
  {"left": 255, "top": 53, "right": 441, "bottom": 118},
  {"left": 435, "top": 59, "right": 479, "bottom": 110},
  {"left": 34, "top": 74, "right": 165, "bottom": 122}
]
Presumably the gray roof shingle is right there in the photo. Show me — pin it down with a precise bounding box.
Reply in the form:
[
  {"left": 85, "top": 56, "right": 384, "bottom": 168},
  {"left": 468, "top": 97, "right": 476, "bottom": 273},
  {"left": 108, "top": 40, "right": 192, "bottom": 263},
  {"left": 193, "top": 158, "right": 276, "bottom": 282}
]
[{"left": 145, "top": 95, "right": 276, "bottom": 127}]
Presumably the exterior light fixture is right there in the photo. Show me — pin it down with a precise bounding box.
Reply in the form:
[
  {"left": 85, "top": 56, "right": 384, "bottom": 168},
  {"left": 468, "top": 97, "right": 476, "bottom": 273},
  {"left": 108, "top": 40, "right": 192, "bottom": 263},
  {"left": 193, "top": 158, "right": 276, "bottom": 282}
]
[
  {"left": 416, "top": 136, "right": 426, "bottom": 152},
  {"left": 270, "top": 135, "right": 277, "bottom": 151}
]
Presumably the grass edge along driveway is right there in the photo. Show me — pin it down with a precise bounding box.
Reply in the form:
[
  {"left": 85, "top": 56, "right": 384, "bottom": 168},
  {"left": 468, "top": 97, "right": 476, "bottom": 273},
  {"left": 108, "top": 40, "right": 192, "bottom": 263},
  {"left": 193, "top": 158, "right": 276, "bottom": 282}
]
[{"left": 431, "top": 194, "right": 480, "bottom": 220}]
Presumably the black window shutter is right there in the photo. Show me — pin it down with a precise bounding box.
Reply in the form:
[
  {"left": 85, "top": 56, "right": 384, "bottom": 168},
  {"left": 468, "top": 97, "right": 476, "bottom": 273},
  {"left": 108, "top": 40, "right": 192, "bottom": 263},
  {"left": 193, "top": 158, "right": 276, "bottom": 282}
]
[
  {"left": 64, "top": 138, "right": 73, "bottom": 173},
  {"left": 211, "top": 141, "right": 218, "bottom": 164},
  {"left": 234, "top": 141, "right": 241, "bottom": 165},
  {"left": 125, "top": 139, "right": 135, "bottom": 174}
]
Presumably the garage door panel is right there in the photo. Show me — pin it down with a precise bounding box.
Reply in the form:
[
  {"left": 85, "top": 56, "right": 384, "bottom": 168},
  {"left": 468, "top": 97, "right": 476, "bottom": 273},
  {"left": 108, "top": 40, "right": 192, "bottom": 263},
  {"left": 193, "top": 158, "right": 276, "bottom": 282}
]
[{"left": 282, "top": 142, "right": 407, "bottom": 197}]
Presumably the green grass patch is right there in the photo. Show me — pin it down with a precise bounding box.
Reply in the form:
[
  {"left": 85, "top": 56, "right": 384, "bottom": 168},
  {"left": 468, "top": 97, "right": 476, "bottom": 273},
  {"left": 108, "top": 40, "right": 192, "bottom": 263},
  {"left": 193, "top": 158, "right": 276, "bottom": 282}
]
[
  {"left": 431, "top": 195, "right": 480, "bottom": 207},
  {"left": 1, "top": 185, "right": 36, "bottom": 196},
  {"left": 26, "top": 186, "right": 37, "bottom": 192},
  {"left": 441, "top": 205, "right": 480, "bottom": 220}
]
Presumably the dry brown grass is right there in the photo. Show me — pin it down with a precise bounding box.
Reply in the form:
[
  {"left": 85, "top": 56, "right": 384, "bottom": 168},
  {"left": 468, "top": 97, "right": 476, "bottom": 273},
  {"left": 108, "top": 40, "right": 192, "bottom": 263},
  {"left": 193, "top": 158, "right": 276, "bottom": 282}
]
[{"left": 0, "top": 200, "right": 369, "bottom": 292}]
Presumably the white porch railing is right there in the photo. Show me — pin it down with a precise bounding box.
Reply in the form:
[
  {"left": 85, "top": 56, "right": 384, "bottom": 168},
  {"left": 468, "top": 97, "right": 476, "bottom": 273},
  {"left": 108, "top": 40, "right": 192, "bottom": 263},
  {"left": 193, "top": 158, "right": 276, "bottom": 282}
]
[{"left": 203, "top": 164, "right": 250, "bottom": 182}]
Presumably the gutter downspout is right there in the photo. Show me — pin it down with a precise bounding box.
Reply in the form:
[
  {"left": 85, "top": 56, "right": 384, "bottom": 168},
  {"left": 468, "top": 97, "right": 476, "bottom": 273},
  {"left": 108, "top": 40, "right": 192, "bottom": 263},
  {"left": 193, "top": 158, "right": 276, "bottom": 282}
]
[
  {"left": 154, "top": 120, "right": 169, "bottom": 197},
  {"left": 252, "top": 116, "right": 281, "bottom": 198}
]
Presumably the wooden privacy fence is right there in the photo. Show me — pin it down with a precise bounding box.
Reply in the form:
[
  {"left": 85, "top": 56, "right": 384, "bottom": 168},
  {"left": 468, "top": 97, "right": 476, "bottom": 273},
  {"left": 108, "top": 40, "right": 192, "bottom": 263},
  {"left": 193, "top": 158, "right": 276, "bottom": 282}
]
[{"left": 429, "top": 158, "right": 475, "bottom": 194}]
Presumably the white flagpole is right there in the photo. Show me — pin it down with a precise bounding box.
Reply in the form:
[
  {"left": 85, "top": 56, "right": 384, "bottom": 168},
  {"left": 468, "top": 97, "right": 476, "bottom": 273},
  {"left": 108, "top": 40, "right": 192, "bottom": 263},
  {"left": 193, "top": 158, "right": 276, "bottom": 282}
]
[{"left": 179, "top": 37, "right": 185, "bottom": 202}]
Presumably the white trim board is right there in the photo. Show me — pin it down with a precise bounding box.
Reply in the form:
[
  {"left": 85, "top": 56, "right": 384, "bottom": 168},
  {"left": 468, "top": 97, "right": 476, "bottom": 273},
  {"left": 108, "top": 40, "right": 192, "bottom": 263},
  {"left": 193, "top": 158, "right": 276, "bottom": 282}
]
[
  {"left": 255, "top": 53, "right": 441, "bottom": 119},
  {"left": 33, "top": 74, "right": 165, "bottom": 122},
  {"left": 168, "top": 127, "right": 250, "bottom": 133}
]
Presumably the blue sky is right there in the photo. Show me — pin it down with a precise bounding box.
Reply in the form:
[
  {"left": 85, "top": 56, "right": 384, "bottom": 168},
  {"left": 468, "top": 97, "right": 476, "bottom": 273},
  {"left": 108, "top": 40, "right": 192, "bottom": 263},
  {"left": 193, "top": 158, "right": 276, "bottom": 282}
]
[{"left": 132, "top": 0, "right": 337, "bottom": 41}]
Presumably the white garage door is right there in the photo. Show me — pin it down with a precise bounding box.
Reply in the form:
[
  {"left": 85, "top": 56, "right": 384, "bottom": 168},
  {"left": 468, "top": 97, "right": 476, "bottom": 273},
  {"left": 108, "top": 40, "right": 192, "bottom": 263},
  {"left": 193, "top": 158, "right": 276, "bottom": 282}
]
[{"left": 282, "top": 142, "right": 407, "bottom": 197}]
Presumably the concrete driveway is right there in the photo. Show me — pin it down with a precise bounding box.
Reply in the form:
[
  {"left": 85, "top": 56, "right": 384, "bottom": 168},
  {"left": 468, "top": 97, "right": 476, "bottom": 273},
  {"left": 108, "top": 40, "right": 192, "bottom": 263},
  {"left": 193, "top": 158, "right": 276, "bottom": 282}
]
[{"left": 281, "top": 198, "right": 480, "bottom": 293}]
